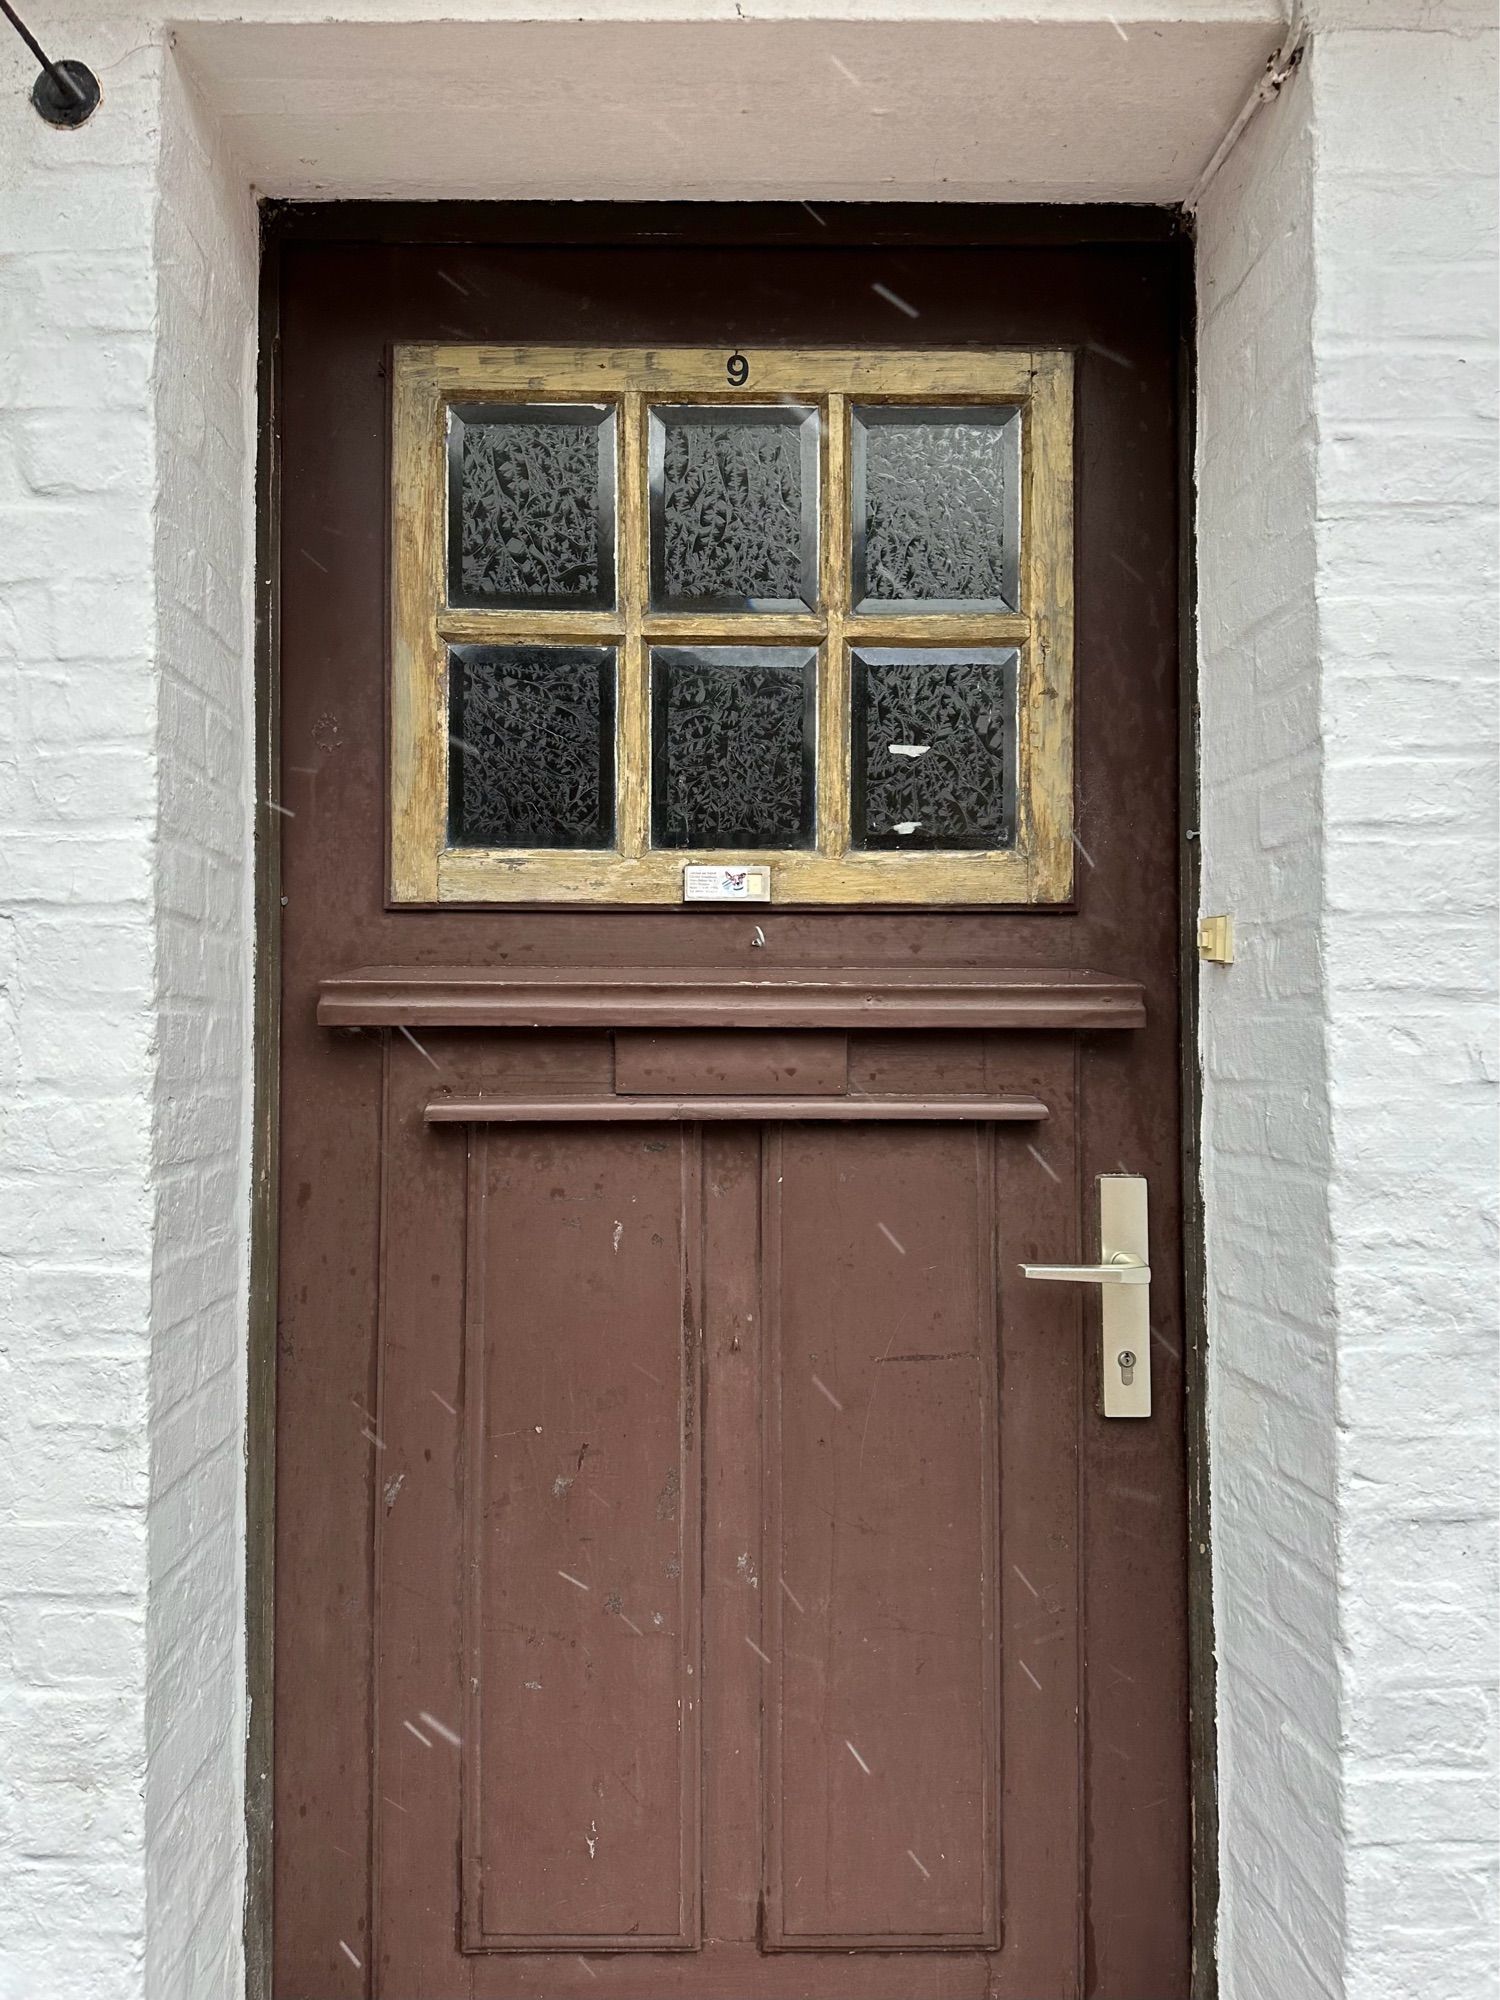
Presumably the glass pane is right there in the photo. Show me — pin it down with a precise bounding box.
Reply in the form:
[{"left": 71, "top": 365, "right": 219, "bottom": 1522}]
[
  {"left": 852, "top": 405, "right": 1021, "bottom": 612},
  {"left": 449, "top": 644, "right": 615, "bottom": 849},
  {"left": 651, "top": 647, "right": 816, "bottom": 850},
  {"left": 447, "top": 404, "right": 615, "bottom": 610},
  {"left": 851, "top": 648, "right": 1017, "bottom": 850},
  {"left": 650, "top": 406, "right": 818, "bottom": 612}
]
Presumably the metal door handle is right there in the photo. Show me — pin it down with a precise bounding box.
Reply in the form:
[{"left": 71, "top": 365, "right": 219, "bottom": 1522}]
[
  {"left": 1019, "top": 1252, "right": 1149, "bottom": 1286},
  {"left": 1020, "top": 1175, "right": 1152, "bottom": 1418}
]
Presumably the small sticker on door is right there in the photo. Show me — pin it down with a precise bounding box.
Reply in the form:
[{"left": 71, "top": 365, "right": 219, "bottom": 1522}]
[{"left": 682, "top": 863, "right": 772, "bottom": 903}]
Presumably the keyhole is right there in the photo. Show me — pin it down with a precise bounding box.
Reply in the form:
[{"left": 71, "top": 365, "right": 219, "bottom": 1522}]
[{"left": 1117, "top": 1349, "right": 1137, "bottom": 1386}]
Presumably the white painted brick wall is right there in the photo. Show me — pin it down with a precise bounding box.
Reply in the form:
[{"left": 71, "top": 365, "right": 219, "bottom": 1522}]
[
  {"left": 145, "top": 48, "right": 257, "bottom": 2000},
  {"left": 1199, "top": 17, "right": 1500, "bottom": 1999},
  {"left": 0, "top": 24, "right": 159, "bottom": 2000},
  {"left": 1314, "top": 25, "right": 1500, "bottom": 2000},
  {"left": 1197, "top": 59, "right": 1346, "bottom": 1997},
  {"left": 0, "top": 21, "right": 255, "bottom": 2000}
]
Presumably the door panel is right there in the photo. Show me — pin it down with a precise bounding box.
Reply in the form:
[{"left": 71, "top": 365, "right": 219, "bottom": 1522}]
[
  {"left": 462, "top": 1126, "right": 702, "bottom": 1952},
  {"left": 766, "top": 1125, "right": 1000, "bottom": 1950},
  {"left": 272, "top": 211, "right": 1190, "bottom": 2000}
]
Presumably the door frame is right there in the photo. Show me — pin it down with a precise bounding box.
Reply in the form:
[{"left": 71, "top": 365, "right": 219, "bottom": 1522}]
[{"left": 244, "top": 199, "right": 1214, "bottom": 2000}]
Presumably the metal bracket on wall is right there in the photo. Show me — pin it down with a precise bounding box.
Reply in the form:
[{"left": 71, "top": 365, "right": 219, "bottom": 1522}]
[
  {"left": 0, "top": 1, "right": 99, "bottom": 125},
  {"left": 1197, "top": 914, "right": 1234, "bottom": 964}
]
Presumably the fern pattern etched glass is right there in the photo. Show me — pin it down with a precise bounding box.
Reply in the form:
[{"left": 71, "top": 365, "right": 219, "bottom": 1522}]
[
  {"left": 651, "top": 647, "right": 816, "bottom": 849},
  {"left": 448, "top": 645, "right": 615, "bottom": 848},
  {"left": 852, "top": 406, "right": 1021, "bottom": 612},
  {"left": 447, "top": 404, "right": 615, "bottom": 610},
  {"left": 650, "top": 406, "right": 819, "bottom": 612},
  {"left": 851, "top": 649, "right": 1017, "bottom": 850}
]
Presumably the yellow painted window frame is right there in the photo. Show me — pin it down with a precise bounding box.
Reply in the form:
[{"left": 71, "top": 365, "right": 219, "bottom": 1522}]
[{"left": 390, "top": 345, "right": 1074, "bottom": 906}]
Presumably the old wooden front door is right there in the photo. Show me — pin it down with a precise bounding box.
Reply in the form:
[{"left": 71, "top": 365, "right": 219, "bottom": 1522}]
[{"left": 271, "top": 209, "right": 1191, "bottom": 1999}]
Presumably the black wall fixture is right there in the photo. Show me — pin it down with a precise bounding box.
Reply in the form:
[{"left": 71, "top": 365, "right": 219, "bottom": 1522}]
[{"left": 1, "top": 0, "right": 99, "bottom": 126}]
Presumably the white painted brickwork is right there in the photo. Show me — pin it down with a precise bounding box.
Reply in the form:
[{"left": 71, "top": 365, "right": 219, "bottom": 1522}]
[
  {"left": 1199, "top": 18, "right": 1499, "bottom": 2000},
  {"left": 0, "top": 20, "right": 256, "bottom": 2000},
  {"left": 146, "top": 50, "right": 257, "bottom": 2000},
  {"left": 0, "top": 5, "right": 1494, "bottom": 1998}
]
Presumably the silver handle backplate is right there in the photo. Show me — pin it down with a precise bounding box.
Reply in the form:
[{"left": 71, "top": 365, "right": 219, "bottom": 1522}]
[{"left": 1021, "top": 1175, "right": 1151, "bottom": 1418}]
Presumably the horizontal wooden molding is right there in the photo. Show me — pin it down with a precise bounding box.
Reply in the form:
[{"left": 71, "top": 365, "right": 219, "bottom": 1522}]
[
  {"left": 426, "top": 1094, "right": 1049, "bottom": 1125},
  {"left": 317, "top": 966, "right": 1145, "bottom": 1032}
]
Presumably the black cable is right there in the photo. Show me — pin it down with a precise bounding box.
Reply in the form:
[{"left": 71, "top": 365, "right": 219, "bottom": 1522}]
[{"left": 0, "top": 0, "right": 85, "bottom": 105}]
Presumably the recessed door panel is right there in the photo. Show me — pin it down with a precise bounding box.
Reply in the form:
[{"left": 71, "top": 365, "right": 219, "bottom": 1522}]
[
  {"left": 765, "top": 1125, "right": 999, "bottom": 1949},
  {"left": 462, "top": 1126, "right": 702, "bottom": 1951}
]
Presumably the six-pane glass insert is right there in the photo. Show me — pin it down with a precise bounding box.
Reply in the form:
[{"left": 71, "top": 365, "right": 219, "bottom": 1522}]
[{"left": 443, "top": 397, "right": 1021, "bottom": 855}]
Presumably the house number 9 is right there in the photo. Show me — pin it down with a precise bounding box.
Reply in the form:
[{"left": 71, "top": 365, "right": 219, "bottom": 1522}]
[{"left": 726, "top": 350, "right": 749, "bottom": 387}]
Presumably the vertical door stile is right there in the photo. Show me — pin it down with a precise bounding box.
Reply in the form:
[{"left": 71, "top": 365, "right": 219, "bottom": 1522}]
[
  {"left": 699, "top": 1126, "right": 770, "bottom": 1955},
  {"left": 680, "top": 1123, "right": 706, "bottom": 1950},
  {"left": 758, "top": 1124, "right": 787, "bottom": 1952},
  {"left": 459, "top": 1119, "right": 489, "bottom": 1949},
  {"left": 979, "top": 1118, "right": 1003, "bottom": 1947}
]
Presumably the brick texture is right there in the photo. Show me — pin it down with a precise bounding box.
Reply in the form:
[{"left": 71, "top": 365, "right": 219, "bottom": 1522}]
[
  {"left": 1199, "top": 21, "right": 1499, "bottom": 2000},
  {"left": 0, "top": 25, "right": 255, "bottom": 2000}
]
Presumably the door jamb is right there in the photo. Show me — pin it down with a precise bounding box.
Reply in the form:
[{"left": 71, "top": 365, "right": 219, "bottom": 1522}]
[
  {"left": 245, "top": 217, "right": 283, "bottom": 2000},
  {"left": 1176, "top": 236, "right": 1218, "bottom": 2000},
  {"left": 241, "top": 199, "right": 1215, "bottom": 2000}
]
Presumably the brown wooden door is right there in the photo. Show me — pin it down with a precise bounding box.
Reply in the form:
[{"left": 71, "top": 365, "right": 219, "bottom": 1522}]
[{"left": 271, "top": 209, "right": 1190, "bottom": 2000}]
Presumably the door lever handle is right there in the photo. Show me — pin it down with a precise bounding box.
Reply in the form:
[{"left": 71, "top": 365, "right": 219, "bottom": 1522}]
[
  {"left": 1020, "top": 1175, "right": 1152, "bottom": 1417},
  {"left": 1019, "top": 1253, "right": 1149, "bottom": 1287}
]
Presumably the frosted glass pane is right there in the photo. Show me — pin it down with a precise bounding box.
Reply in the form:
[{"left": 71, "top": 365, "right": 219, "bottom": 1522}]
[
  {"left": 650, "top": 406, "right": 818, "bottom": 612},
  {"left": 447, "top": 404, "right": 615, "bottom": 610},
  {"left": 852, "top": 649, "right": 1017, "bottom": 850},
  {"left": 449, "top": 644, "right": 615, "bottom": 849},
  {"left": 651, "top": 647, "right": 815, "bottom": 850},
  {"left": 852, "top": 406, "right": 1020, "bottom": 612}
]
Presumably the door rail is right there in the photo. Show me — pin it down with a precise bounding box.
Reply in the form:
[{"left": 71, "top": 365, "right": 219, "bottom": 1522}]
[
  {"left": 424, "top": 1093, "right": 1048, "bottom": 1124},
  {"left": 318, "top": 964, "right": 1145, "bottom": 1032}
]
